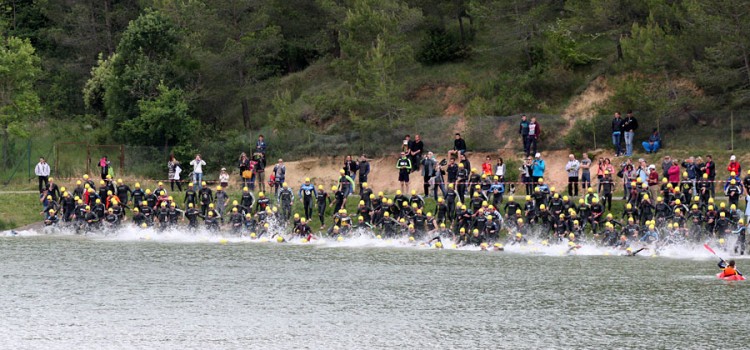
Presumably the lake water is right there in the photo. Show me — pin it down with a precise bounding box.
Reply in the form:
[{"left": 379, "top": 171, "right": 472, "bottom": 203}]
[{"left": 1, "top": 229, "right": 749, "bottom": 349}]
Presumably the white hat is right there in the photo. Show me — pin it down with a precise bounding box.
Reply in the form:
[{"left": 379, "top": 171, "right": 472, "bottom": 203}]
[
  {"left": 535, "top": 153, "right": 541, "bottom": 158},
  {"left": 730, "top": 155, "right": 736, "bottom": 161},
  {"left": 649, "top": 164, "right": 656, "bottom": 169},
  {"left": 221, "top": 167, "right": 226, "bottom": 171}
]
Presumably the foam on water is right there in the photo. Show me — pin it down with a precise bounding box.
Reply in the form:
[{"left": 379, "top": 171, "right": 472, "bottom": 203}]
[{"left": 3, "top": 224, "right": 747, "bottom": 262}]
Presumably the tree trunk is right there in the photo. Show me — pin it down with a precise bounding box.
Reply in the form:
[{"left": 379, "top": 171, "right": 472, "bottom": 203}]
[
  {"left": 742, "top": 45, "right": 750, "bottom": 88},
  {"left": 616, "top": 35, "right": 624, "bottom": 61},
  {"left": 104, "top": 0, "right": 114, "bottom": 55},
  {"left": 730, "top": 12, "right": 750, "bottom": 89},
  {"left": 238, "top": 66, "right": 250, "bottom": 129},
  {"left": 330, "top": 29, "right": 341, "bottom": 58},
  {"left": 2, "top": 128, "right": 8, "bottom": 169},
  {"left": 458, "top": 16, "right": 465, "bottom": 44},
  {"left": 241, "top": 97, "right": 250, "bottom": 130},
  {"left": 11, "top": 0, "right": 16, "bottom": 31}
]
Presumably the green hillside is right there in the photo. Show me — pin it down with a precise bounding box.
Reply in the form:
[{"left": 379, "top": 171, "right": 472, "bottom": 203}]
[{"left": 1, "top": 0, "right": 750, "bottom": 177}]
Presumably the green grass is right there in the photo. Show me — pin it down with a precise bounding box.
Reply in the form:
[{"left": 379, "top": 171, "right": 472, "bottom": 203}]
[{"left": 0, "top": 191, "right": 46, "bottom": 230}]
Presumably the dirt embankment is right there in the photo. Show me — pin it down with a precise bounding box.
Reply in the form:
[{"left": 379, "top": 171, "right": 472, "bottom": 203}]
[
  {"left": 561, "top": 75, "right": 612, "bottom": 131},
  {"left": 280, "top": 149, "right": 615, "bottom": 192}
]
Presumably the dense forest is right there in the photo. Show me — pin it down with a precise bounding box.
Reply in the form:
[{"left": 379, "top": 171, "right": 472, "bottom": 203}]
[{"left": 1, "top": 0, "right": 749, "bottom": 164}]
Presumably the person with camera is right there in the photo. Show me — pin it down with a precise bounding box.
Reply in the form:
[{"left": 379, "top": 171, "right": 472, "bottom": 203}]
[
  {"left": 190, "top": 154, "right": 206, "bottom": 190},
  {"left": 433, "top": 158, "right": 448, "bottom": 200},
  {"left": 238, "top": 152, "right": 251, "bottom": 188},
  {"left": 520, "top": 157, "right": 533, "bottom": 194}
]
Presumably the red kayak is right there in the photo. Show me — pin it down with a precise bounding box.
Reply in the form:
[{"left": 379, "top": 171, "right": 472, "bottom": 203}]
[{"left": 717, "top": 272, "right": 746, "bottom": 281}]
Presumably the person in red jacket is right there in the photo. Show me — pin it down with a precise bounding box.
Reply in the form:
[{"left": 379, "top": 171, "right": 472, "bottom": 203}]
[
  {"left": 727, "top": 155, "right": 741, "bottom": 176},
  {"left": 481, "top": 156, "right": 493, "bottom": 176},
  {"left": 668, "top": 160, "right": 681, "bottom": 187}
]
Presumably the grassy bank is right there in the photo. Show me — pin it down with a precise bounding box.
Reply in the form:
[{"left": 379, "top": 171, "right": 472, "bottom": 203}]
[{"left": 0, "top": 191, "right": 46, "bottom": 230}]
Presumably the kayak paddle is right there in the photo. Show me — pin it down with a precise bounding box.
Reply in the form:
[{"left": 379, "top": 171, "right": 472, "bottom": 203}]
[{"left": 705, "top": 243, "right": 743, "bottom": 276}]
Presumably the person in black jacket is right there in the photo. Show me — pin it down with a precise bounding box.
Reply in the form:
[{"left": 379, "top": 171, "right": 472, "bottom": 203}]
[
  {"left": 409, "top": 134, "right": 424, "bottom": 173},
  {"left": 622, "top": 110, "right": 638, "bottom": 157},
  {"left": 449, "top": 133, "right": 466, "bottom": 159},
  {"left": 612, "top": 112, "right": 624, "bottom": 157},
  {"left": 519, "top": 115, "right": 530, "bottom": 156}
]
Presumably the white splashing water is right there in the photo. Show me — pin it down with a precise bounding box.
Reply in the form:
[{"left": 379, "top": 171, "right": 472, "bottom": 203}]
[{"left": 3, "top": 224, "right": 749, "bottom": 262}]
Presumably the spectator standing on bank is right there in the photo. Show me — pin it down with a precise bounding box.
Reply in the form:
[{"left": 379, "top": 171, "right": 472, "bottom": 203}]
[
  {"left": 219, "top": 168, "right": 229, "bottom": 188},
  {"left": 190, "top": 154, "right": 206, "bottom": 190},
  {"left": 255, "top": 135, "right": 267, "bottom": 155},
  {"left": 682, "top": 156, "right": 698, "bottom": 195},
  {"left": 531, "top": 153, "right": 546, "bottom": 184},
  {"left": 98, "top": 156, "right": 111, "bottom": 180},
  {"left": 519, "top": 115, "right": 530, "bottom": 156},
  {"left": 495, "top": 157, "right": 506, "bottom": 181},
  {"left": 527, "top": 117, "right": 541, "bottom": 157},
  {"left": 661, "top": 155, "right": 672, "bottom": 179},
  {"left": 409, "top": 134, "right": 424, "bottom": 173},
  {"left": 35, "top": 157, "right": 50, "bottom": 193},
  {"left": 703, "top": 155, "right": 716, "bottom": 196},
  {"left": 580, "top": 153, "right": 592, "bottom": 190},
  {"left": 611, "top": 112, "right": 624, "bottom": 157},
  {"left": 421, "top": 151, "right": 437, "bottom": 197},
  {"left": 520, "top": 156, "right": 533, "bottom": 194},
  {"left": 565, "top": 154, "right": 580, "bottom": 197},
  {"left": 621, "top": 110, "right": 638, "bottom": 157},
  {"left": 167, "top": 154, "right": 182, "bottom": 192},
  {"left": 727, "top": 155, "right": 742, "bottom": 175},
  {"left": 239, "top": 152, "right": 251, "bottom": 188},
  {"left": 481, "top": 156, "right": 493, "bottom": 176}
]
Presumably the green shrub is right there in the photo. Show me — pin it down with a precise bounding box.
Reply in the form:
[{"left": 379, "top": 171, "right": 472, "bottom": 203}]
[{"left": 416, "top": 28, "right": 470, "bottom": 65}]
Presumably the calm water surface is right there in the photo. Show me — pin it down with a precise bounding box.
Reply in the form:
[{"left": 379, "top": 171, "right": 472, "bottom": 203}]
[{"left": 1, "top": 235, "right": 748, "bottom": 349}]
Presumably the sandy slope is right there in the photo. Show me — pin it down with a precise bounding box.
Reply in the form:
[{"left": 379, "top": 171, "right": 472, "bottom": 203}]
[{"left": 277, "top": 149, "right": 605, "bottom": 193}]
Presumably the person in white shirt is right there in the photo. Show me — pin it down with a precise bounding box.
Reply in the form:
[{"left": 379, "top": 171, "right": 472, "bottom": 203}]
[
  {"left": 35, "top": 157, "right": 50, "bottom": 193},
  {"left": 495, "top": 157, "right": 506, "bottom": 180},
  {"left": 565, "top": 154, "right": 580, "bottom": 197},
  {"left": 219, "top": 168, "right": 229, "bottom": 188},
  {"left": 168, "top": 154, "right": 182, "bottom": 192},
  {"left": 190, "top": 154, "right": 206, "bottom": 190}
]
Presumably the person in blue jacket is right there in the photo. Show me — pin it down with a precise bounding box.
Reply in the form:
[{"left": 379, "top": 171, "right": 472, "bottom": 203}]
[{"left": 532, "top": 153, "right": 546, "bottom": 184}]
